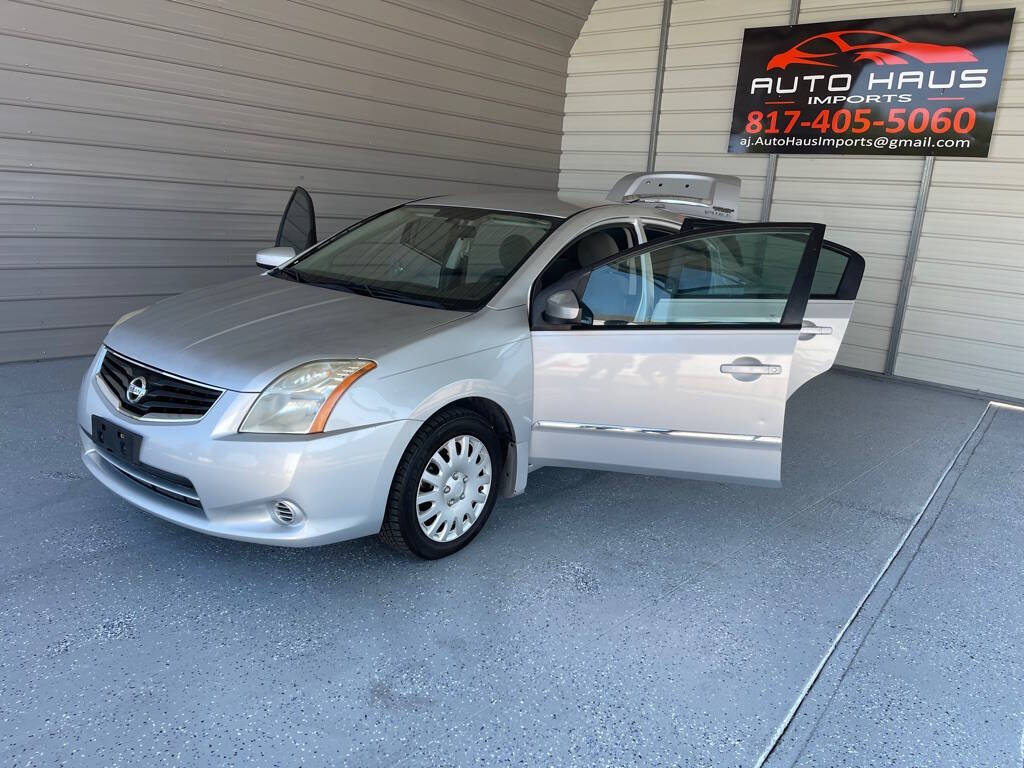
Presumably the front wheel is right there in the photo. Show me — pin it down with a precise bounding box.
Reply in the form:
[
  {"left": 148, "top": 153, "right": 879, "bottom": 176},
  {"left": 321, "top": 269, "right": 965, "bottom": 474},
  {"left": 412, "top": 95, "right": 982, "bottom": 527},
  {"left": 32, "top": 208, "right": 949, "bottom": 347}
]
[{"left": 379, "top": 407, "right": 502, "bottom": 559}]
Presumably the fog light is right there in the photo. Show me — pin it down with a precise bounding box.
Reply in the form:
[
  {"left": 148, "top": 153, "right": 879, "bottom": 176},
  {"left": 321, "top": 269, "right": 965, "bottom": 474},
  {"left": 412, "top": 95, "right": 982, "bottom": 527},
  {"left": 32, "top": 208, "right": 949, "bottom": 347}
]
[{"left": 270, "top": 500, "right": 304, "bottom": 526}]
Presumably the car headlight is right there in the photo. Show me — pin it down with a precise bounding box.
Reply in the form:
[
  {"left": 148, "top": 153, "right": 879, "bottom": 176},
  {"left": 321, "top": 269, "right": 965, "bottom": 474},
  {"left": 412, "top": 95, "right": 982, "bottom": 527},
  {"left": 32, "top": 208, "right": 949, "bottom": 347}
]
[
  {"left": 112, "top": 307, "right": 147, "bottom": 329},
  {"left": 239, "top": 360, "right": 376, "bottom": 434}
]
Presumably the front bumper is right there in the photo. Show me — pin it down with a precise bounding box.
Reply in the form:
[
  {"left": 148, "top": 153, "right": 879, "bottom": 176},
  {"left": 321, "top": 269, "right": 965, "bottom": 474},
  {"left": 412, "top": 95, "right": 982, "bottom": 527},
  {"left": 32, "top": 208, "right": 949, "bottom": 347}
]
[{"left": 78, "top": 351, "right": 416, "bottom": 546}]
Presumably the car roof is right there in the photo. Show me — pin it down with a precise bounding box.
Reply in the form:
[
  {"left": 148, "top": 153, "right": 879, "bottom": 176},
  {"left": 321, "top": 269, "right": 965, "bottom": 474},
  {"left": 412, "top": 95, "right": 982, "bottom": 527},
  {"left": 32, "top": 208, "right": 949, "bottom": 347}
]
[{"left": 418, "top": 190, "right": 608, "bottom": 219}]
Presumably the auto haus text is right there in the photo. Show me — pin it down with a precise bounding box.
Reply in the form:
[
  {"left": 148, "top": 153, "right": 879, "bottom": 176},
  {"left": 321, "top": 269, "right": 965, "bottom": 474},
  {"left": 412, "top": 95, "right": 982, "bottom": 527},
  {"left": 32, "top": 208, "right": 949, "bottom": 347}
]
[{"left": 749, "top": 68, "right": 989, "bottom": 104}]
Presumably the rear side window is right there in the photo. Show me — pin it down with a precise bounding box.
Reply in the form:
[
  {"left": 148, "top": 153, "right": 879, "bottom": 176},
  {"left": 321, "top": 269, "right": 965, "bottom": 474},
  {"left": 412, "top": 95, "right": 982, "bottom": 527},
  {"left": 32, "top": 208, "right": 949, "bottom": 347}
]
[
  {"left": 810, "top": 241, "right": 865, "bottom": 299},
  {"left": 810, "top": 246, "right": 847, "bottom": 296}
]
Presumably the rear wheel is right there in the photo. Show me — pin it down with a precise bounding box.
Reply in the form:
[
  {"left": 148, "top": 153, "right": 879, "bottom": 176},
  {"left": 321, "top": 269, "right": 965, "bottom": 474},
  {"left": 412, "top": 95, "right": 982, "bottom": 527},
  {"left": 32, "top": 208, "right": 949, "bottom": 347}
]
[{"left": 379, "top": 407, "right": 502, "bottom": 559}]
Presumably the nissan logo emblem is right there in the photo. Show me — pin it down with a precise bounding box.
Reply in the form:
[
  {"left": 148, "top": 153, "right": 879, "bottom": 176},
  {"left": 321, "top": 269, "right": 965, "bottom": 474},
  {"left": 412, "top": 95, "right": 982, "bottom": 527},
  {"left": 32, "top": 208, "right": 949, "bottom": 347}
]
[{"left": 126, "top": 376, "right": 148, "bottom": 404}]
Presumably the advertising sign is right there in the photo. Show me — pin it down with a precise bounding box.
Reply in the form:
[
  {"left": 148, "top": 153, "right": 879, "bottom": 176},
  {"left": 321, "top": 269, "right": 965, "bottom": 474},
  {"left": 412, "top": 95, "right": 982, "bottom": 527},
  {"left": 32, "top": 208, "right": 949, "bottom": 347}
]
[{"left": 728, "top": 9, "right": 1015, "bottom": 156}]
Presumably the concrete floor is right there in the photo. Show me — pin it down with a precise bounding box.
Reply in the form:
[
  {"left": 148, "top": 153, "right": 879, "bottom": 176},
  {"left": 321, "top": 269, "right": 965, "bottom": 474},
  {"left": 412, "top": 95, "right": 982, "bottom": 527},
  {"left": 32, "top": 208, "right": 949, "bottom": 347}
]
[{"left": 1, "top": 358, "right": 1021, "bottom": 767}]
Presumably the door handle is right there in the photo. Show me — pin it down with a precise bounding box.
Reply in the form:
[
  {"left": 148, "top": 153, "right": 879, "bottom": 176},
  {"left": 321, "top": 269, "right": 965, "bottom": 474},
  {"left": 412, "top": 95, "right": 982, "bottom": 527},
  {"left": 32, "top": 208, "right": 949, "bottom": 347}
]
[
  {"left": 720, "top": 363, "right": 782, "bottom": 376},
  {"left": 800, "top": 325, "right": 833, "bottom": 337}
]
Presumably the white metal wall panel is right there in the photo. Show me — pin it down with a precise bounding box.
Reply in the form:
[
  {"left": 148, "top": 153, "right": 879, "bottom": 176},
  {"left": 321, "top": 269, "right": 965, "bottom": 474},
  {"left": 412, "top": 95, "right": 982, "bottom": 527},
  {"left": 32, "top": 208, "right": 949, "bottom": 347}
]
[
  {"left": 655, "top": 0, "right": 791, "bottom": 223},
  {"left": 560, "top": 0, "right": 791, "bottom": 216},
  {"left": 559, "top": 0, "right": 663, "bottom": 196},
  {"left": 0, "top": 0, "right": 594, "bottom": 362},
  {"left": 895, "top": 2, "right": 1024, "bottom": 398},
  {"left": 771, "top": 0, "right": 951, "bottom": 373}
]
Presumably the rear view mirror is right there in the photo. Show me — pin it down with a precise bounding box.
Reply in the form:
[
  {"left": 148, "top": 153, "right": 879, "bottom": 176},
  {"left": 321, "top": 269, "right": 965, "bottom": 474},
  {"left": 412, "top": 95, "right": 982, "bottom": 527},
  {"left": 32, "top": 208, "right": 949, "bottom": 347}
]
[
  {"left": 256, "top": 246, "right": 295, "bottom": 269},
  {"left": 543, "top": 289, "right": 581, "bottom": 323},
  {"left": 275, "top": 186, "right": 317, "bottom": 254}
]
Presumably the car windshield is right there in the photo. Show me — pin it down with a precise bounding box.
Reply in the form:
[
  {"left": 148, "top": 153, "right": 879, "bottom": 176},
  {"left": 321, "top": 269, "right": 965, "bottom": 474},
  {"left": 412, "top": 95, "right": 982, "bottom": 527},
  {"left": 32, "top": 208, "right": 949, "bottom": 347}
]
[{"left": 276, "top": 205, "right": 560, "bottom": 311}]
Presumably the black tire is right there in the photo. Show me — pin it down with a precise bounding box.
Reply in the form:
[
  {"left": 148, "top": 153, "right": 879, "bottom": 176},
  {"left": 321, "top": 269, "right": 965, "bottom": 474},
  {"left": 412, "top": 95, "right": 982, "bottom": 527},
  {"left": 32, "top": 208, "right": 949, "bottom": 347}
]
[{"left": 379, "top": 407, "right": 503, "bottom": 559}]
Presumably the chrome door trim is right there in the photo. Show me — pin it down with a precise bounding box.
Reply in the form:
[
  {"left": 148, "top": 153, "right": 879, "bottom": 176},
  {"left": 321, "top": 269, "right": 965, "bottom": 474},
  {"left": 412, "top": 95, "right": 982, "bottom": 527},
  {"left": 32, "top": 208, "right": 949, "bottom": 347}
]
[{"left": 533, "top": 420, "right": 781, "bottom": 445}]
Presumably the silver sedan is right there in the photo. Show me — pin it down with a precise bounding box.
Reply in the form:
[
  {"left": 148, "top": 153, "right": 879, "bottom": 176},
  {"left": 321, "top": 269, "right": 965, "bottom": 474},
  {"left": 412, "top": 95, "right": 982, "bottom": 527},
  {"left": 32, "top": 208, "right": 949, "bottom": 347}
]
[{"left": 78, "top": 173, "right": 864, "bottom": 558}]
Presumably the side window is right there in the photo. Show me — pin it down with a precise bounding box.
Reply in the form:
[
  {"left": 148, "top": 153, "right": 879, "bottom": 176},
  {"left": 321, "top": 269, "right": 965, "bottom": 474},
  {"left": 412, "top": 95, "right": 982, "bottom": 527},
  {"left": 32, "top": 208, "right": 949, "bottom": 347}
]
[
  {"left": 643, "top": 224, "right": 679, "bottom": 242},
  {"left": 810, "top": 242, "right": 851, "bottom": 297},
  {"left": 580, "top": 228, "right": 815, "bottom": 326},
  {"left": 536, "top": 224, "right": 634, "bottom": 291},
  {"left": 579, "top": 248, "right": 645, "bottom": 325}
]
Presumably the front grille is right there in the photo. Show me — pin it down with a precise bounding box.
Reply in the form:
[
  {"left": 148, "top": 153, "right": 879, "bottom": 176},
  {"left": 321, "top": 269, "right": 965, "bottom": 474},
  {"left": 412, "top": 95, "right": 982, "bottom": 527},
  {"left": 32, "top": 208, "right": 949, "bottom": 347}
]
[{"left": 99, "top": 349, "right": 222, "bottom": 419}]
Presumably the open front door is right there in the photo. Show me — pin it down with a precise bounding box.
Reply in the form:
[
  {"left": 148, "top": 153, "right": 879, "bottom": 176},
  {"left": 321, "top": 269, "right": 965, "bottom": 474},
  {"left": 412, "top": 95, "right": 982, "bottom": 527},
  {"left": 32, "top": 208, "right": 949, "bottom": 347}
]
[{"left": 529, "top": 223, "right": 824, "bottom": 487}]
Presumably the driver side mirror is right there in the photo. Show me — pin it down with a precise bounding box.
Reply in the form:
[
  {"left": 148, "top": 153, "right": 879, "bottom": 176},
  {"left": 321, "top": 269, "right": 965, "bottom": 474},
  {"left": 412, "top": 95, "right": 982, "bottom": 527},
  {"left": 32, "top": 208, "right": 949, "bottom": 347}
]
[
  {"left": 543, "top": 289, "right": 581, "bottom": 324},
  {"left": 256, "top": 246, "right": 295, "bottom": 269}
]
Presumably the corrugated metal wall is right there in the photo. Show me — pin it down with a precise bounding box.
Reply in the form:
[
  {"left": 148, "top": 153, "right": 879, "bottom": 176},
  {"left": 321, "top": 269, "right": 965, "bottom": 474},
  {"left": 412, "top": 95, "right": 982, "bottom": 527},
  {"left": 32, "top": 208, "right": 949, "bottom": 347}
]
[
  {"left": 771, "top": 0, "right": 952, "bottom": 374},
  {"left": 559, "top": 0, "right": 662, "bottom": 198},
  {"left": 1, "top": 0, "right": 593, "bottom": 363},
  {"left": 562, "top": 0, "right": 1024, "bottom": 398},
  {"left": 897, "top": 2, "right": 1024, "bottom": 397},
  {"left": 655, "top": 1, "right": 790, "bottom": 222},
  {"left": 560, "top": 2, "right": 788, "bottom": 215}
]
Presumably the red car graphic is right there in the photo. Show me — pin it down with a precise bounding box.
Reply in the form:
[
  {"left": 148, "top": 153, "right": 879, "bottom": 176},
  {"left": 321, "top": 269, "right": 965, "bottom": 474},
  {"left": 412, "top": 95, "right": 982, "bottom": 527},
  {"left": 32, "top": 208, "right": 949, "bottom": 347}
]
[{"left": 767, "top": 30, "right": 978, "bottom": 69}]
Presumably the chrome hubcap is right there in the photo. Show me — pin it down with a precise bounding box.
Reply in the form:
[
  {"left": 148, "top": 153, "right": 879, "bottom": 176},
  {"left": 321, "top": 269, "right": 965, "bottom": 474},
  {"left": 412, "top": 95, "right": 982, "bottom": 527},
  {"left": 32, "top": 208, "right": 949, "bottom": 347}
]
[{"left": 416, "top": 435, "right": 492, "bottom": 543}]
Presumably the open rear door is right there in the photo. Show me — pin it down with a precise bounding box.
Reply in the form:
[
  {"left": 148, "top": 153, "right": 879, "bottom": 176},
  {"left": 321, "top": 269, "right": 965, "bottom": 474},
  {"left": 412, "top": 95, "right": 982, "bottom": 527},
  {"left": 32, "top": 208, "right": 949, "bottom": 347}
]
[
  {"left": 789, "top": 240, "right": 865, "bottom": 396},
  {"left": 530, "top": 223, "right": 825, "bottom": 487}
]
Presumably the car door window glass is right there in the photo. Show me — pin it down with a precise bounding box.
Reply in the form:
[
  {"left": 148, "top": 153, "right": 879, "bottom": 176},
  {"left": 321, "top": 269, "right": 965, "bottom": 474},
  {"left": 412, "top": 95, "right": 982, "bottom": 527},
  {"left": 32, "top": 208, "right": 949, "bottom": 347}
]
[
  {"left": 810, "top": 243, "right": 848, "bottom": 297},
  {"left": 580, "top": 229, "right": 814, "bottom": 326},
  {"left": 579, "top": 248, "right": 645, "bottom": 324}
]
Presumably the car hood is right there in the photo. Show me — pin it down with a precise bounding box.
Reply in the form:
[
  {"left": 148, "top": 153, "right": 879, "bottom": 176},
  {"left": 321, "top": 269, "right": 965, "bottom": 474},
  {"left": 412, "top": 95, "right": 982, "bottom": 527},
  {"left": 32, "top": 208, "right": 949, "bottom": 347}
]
[{"left": 105, "top": 275, "right": 469, "bottom": 391}]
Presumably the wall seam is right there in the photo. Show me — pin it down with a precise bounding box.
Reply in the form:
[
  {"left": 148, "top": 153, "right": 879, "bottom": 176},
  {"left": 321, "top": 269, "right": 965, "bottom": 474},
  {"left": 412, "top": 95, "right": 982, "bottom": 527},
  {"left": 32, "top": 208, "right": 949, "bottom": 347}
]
[
  {"left": 646, "top": 0, "right": 673, "bottom": 171},
  {"left": 884, "top": 0, "right": 963, "bottom": 375},
  {"left": 759, "top": 0, "right": 801, "bottom": 222}
]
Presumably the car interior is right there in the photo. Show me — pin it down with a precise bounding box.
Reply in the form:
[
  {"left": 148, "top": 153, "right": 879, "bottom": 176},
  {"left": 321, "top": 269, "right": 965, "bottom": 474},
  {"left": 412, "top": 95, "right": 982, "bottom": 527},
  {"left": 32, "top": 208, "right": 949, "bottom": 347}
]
[{"left": 536, "top": 225, "right": 635, "bottom": 291}]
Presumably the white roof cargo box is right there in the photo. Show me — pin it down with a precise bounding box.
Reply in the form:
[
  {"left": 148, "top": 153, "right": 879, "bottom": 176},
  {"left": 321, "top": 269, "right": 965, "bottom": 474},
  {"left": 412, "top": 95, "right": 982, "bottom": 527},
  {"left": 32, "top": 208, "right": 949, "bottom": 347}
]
[{"left": 607, "top": 172, "right": 741, "bottom": 222}]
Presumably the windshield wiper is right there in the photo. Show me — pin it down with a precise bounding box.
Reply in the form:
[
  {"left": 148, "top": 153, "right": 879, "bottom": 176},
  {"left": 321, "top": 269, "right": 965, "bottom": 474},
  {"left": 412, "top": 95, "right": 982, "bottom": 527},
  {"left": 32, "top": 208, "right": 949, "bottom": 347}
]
[
  {"left": 297, "top": 276, "right": 365, "bottom": 294},
  {"left": 273, "top": 265, "right": 305, "bottom": 283},
  {"left": 354, "top": 284, "right": 448, "bottom": 309},
  {"left": 290, "top": 275, "right": 450, "bottom": 309}
]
